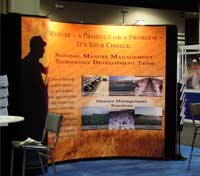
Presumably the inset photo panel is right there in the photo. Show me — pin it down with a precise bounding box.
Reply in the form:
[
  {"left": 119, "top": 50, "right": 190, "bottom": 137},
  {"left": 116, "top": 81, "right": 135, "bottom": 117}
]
[
  {"left": 134, "top": 106, "right": 162, "bottom": 130},
  {"left": 134, "top": 77, "right": 163, "bottom": 96},
  {"left": 81, "top": 107, "right": 109, "bottom": 130},
  {"left": 82, "top": 75, "right": 108, "bottom": 96},
  {"left": 108, "top": 109, "right": 135, "bottom": 130},
  {"left": 109, "top": 76, "right": 135, "bottom": 96}
]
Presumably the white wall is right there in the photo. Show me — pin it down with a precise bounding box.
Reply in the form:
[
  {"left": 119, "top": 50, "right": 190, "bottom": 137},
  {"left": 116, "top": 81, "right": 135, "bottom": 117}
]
[
  {"left": 8, "top": 0, "right": 40, "bottom": 15},
  {"left": 0, "top": 0, "right": 8, "bottom": 14}
]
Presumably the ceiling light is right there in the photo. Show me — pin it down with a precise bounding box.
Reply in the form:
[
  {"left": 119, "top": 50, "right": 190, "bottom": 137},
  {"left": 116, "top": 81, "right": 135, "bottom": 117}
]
[
  {"left": 46, "top": 3, "right": 64, "bottom": 17},
  {"left": 135, "top": 20, "right": 145, "bottom": 25}
]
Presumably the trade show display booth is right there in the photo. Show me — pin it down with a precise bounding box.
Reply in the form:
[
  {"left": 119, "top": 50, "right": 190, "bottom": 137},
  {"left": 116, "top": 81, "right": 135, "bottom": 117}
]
[{"left": 0, "top": 13, "right": 177, "bottom": 175}]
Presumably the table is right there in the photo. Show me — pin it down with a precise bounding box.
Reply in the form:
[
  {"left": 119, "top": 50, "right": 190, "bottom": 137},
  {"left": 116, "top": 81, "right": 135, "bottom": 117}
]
[
  {"left": 0, "top": 115, "right": 24, "bottom": 127},
  {"left": 0, "top": 115, "right": 24, "bottom": 175}
]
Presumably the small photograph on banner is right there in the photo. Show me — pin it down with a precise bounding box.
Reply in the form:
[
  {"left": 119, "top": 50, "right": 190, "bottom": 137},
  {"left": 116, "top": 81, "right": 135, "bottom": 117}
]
[
  {"left": 82, "top": 75, "right": 108, "bottom": 96},
  {"left": 108, "top": 109, "right": 135, "bottom": 130},
  {"left": 109, "top": 76, "right": 135, "bottom": 96},
  {"left": 134, "top": 106, "right": 162, "bottom": 130},
  {"left": 134, "top": 77, "right": 163, "bottom": 97},
  {"left": 81, "top": 107, "right": 109, "bottom": 130}
]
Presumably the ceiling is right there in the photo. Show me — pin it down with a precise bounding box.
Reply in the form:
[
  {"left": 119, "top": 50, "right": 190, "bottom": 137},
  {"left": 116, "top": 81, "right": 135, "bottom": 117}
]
[{"left": 60, "top": 0, "right": 200, "bottom": 12}]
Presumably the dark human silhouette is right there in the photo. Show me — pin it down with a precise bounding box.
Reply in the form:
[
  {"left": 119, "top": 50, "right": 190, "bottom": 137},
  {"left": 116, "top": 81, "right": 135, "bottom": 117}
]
[{"left": 20, "top": 35, "right": 48, "bottom": 141}]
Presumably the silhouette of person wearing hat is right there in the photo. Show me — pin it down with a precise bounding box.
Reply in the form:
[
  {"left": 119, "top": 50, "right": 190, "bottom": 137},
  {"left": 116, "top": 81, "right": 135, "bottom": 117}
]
[{"left": 20, "top": 35, "right": 48, "bottom": 141}]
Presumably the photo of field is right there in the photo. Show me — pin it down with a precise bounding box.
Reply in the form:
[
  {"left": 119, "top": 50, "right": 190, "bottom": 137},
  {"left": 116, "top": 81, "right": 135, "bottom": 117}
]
[
  {"left": 109, "top": 76, "right": 135, "bottom": 96},
  {"left": 134, "top": 106, "right": 162, "bottom": 130},
  {"left": 81, "top": 107, "right": 109, "bottom": 130}
]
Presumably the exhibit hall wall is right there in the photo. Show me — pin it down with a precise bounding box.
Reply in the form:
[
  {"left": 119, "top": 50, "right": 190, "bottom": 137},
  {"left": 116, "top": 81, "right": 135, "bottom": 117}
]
[{"left": 40, "top": 0, "right": 185, "bottom": 33}]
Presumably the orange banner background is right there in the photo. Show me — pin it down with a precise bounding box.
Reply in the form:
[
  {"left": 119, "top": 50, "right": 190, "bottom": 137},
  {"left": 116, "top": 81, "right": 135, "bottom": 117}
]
[
  {"left": 22, "top": 17, "right": 166, "bottom": 161},
  {"left": 21, "top": 16, "right": 49, "bottom": 67}
]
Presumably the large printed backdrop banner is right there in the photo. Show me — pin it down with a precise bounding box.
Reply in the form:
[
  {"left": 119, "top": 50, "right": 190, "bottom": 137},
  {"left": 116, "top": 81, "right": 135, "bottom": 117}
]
[{"left": 22, "top": 16, "right": 166, "bottom": 162}]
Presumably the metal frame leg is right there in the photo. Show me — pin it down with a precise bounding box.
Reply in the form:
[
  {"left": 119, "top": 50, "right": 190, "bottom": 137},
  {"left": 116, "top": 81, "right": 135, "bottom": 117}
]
[
  {"left": 188, "top": 127, "right": 198, "bottom": 170},
  {"left": 50, "top": 153, "right": 57, "bottom": 176},
  {"left": 10, "top": 145, "right": 15, "bottom": 176},
  {"left": 22, "top": 150, "right": 26, "bottom": 176},
  {"left": 38, "top": 152, "right": 46, "bottom": 176}
]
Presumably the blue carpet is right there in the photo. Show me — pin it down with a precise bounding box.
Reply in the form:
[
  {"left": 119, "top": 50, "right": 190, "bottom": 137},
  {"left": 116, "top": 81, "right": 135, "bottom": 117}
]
[{"left": 44, "top": 145, "right": 200, "bottom": 176}]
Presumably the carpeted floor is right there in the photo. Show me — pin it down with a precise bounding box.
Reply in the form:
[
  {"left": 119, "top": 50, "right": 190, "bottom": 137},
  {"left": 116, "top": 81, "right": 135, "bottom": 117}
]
[{"left": 44, "top": 145, "right": 200, "bottom": 176}]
